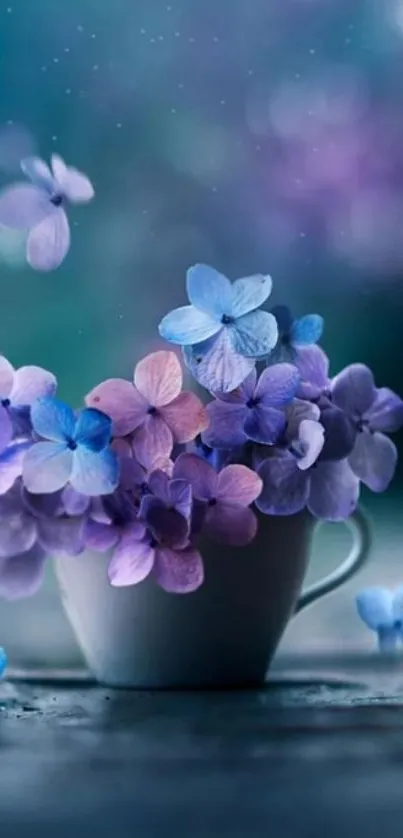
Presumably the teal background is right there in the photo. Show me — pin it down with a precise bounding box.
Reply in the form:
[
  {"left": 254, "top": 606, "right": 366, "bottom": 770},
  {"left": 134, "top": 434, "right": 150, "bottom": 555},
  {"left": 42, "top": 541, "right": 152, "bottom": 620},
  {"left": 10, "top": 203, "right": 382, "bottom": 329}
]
[{"left": 0, "top": 0, "right": 402, "bottom": 665}]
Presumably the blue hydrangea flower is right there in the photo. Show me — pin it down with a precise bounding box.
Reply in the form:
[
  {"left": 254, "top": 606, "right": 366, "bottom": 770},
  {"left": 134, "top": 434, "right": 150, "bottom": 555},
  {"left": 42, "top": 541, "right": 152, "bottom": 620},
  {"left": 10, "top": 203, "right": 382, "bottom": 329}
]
[
  {"left": 0, "top": 647, "right": 7, "bottom": 678},
  {"left": 270, "top": 305, "right": 324, "bottom": 362},
  {"left": 356, "top": 587, "right": 403, "bottom": 651},
  {"left": 159, "top": 264, "right": 278, "bottom": 392},
  {"left": 22, "top": 397, "right": 119, "bottom": 496}
]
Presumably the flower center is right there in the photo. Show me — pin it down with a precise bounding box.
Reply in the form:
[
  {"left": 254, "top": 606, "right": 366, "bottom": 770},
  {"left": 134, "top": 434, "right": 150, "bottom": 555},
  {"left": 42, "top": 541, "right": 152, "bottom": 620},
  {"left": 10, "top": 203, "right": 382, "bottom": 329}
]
[
  {"left": 147, "top": 405, "right": 157, "bottom": 415},
  {"left": 67, "top": 439, "right": 78, "bottom": 451},
  {"left": 50, "top": 193, "right": 63, "bottom": 207},
  {"left": 208, "top": 497, "right": 217, "bottom": 506},
  {"left": 289, "top": 440, "right": 307, "bottom": 460},
  {"left": 246, "top": 397, "right": 259, "bottom": 409},
  {"left": 139, "top": 482, "right": 150, "bottom": 496},
  {"left": 221, "top": 314, "right": 235, "bottom": 325},
  {"left": 1, "top": 398, "right": 10, "bottom": 408}
]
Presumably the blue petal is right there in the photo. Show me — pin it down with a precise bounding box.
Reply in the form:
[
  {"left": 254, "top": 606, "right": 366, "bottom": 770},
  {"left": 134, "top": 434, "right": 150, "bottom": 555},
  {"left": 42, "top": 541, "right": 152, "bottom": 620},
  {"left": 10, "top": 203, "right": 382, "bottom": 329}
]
[
  {"left": 186, "top": 264, "right": 233, "bottom": 318},
  {"left": 22, "top": 441, "right": 73, "bottom": 493},
  {"left": 70, "top": 447, "right": 119, "bottom": 496},
  {"left": 0, "top": 647, "right": 7, "bottom": 678},
  {"left": 183, "top": 330, "right": 255, "bottom": 394},
  {"left": 271, "top": 305, "right": 294, "bottom": 334},
  {"left": 30, "top": 397, "right": 75, "bottom": 442},
  {"left": 231, "top": 310, "right": 278, "bottom": 358},
  {"left": 158, "top": 305, "right": 220, "bottom": 346},
  {"left": 356, "top": 587, "right": 394, "bottom": 631},
  {"left": 290, "top": 314, "right": 324, "bottom": 346},
  {"left": 377, "top": 626, "right": 398, "bottom": 652},
  {"left": 74, "top": 408, "right": 112, "bottom": 452},
  {"left": 231, "top": 274, "right": 272, "bottom": 318}
]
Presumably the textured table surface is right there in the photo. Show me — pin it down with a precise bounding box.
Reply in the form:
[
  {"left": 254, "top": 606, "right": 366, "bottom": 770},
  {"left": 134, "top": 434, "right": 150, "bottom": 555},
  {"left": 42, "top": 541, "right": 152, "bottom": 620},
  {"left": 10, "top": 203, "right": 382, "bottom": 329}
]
[{"left": 2, "top": 656, "right": 403, "bottom": 838}]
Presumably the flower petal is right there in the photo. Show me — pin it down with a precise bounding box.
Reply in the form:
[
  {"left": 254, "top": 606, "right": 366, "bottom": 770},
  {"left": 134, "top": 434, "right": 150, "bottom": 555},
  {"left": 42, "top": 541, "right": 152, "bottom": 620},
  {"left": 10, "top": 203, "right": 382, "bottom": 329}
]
[
  {"left": 140, "top": 496, "right": 189, "bottom": 549},
  {"left": 271, "top": 305, "right": 294, "bottom": 333},
  {"left": 85, "top": 378, "right": 147, "bottom": 436},
  {"left": 356, "top": 588, "right": 394, "bottom": 630},
  {"left": 74, "top": 408, "right": 112, "bottom": 452},
  {"left": 27, "top": 207, "right": 70, "bottom": 271},
  {"left": 0, "top": 405, "right": 12, "bottom": 452},
  {"left": 202, "top": 400, "right": 247, "bottom": 448},
  {"left": 308, "top": 459, "right": 360, "bottom": 521},
  {"left": 70, "top": 447, "right": 119, "bottom": 496},
  {"left": 108, "top": 533, "right": 155, "bottom": 586},
  {"left": 0, "top": 508, "right": 37, "bottom": 558},
  {"left": 84, "top": 520, "right": 120, "bottom": 552},
  {"left": 244, "top": 405, "right": 285, "bottom": 444},
  {"left": 0, "top": 648, "right": 7, "bottom": 676},
  {"left": 365, "top": 388, "right": 403, "bottom": 434},
  {"left": 51, "top": 155, "right": 94, "bottom": 202},
  {"left": 61, "top": 485, "right": 90, "bottom": 516},
  {"left": 254, "top": 363, "right": 300, "bottom": 407},
  {"left": 214, "top": 369, "right": 257, "bottom": 404},
  {"left": 0, "top": 356, "right": 15, "bottom": 398},
  {"left": 0, "top": 184, "right": 52, "bottom": 229},
  {"left": 204, "top": 503, "right": 258, "bottom": 546},
  {"left": 231, "top": 310, "right": 278, "bottom": 358},
  {"left": 31, "top": 397, "right": 75, "bottom": 442},
  {"left": 186, "top": 263, "right": 233, "bottom": 317},
  {"left": 132, "top": 414, "right": 173, "bottom": 465},
  {"left": 296, "top": 419, "right": 325, "bottom": 470},
  {"left": 134, "top": 351, "right": 182, "bottom": 406},
  {"left": 290, "top": 314, "right": 324, "bottom": 346},
  {"left": 318, "top": 405, "right": 357, "bottom": 461},
  {"left": 21, "top": 487, "right": 64, "bottom": 519},
  {"left": 23, "top": 442, "right": 72, "bottom": 493},
  {"left": 256, "top": 453, "right": 309, "bottom": 515},
  {"left": 10, "top": 365, "right": 57, "bottom": 407},
  {"left": 168, "top": 479, "right": 193, "bottom": 520},
  {"left": 0, "top": 546, "right": 46, "bottom": 600},
  {"left": 159, "top": 391, "right": 208, "bottom": 443},
  {"left": 216, "top": 464, "right": 263, "bottom": 506},
  {"left": 285, "top": 399, "right": 321, "bottom": 442},
  {"left": 231, "top": 274, "right": 272, "bottom": 318},
  {"left": 349, "top": 432, "right": 397, "bottom": 492},
  {"left": 183, "top": 329, "right": 255, "bottom": 394},
  {"left": 294, "top": 345, "right": 330, "bottom": 400},
  {"left": 154, "top": 545, "right": 204, "bottom": 593},
  {"left": 331, "top": 364, "right": 375, "bottom": 418},
  {"left": 159, "top": 304, "right": 220, "bottom": 346},
  {"left": 173, "top": 452, "right": 217, "bottom": 500},
  {"left": 37, "top": 516, "right": 86, "bottom": 556},
  {"left": 21, "top": 157, "right": 54, "bottom": 189},
  {"left": 0, "top": 441, "right": 32, "bottom": 494}
]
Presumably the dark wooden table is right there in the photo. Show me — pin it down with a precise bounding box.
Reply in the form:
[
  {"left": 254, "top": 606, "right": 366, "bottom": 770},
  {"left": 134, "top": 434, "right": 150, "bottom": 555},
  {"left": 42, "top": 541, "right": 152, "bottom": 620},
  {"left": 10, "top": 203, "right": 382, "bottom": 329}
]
[{"left": 2, "top": 655, "right": 403, "bottom": 838}]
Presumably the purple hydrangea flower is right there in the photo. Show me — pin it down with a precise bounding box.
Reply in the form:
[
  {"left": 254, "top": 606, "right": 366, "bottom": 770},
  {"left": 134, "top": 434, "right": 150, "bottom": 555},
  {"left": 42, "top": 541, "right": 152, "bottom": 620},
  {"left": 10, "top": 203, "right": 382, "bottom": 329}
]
[
  {"left": 173, "top": 453, "right": 263, "bottom": 546},
  {"left": 356, "top": 587, "right": 403, "bottom": 652},
  {"left": 139, "top": 469, "right": 192, "bottom": 547},
  {"left": 84, "top": 489, "right": 146, "bottom": 554},
  {"left": 270, "top": 305, "right": 324, "bottom": 362},
  {"left": 202, "top": 364, "right": 300, "bottom": 449},
  {"left": 256, "top": 418, "right": 360, "bottom": 521},
  {"left": 0, "top": 354, "right": 56, "bottom": 438},
  {"left": 159, "top": 264, "right": 278, "bottom": 392},
  {"left": 22, "top": 397, "right": 119, "bottom": 496},
  {"left": 331, "top": 364, "right": 403, "bottom": 491},
  {"left": 0, "top": 154, "right": 94, "bottom": 271},
  {"left": 293, "top": 345, "right": 331, "bottom": 401}
]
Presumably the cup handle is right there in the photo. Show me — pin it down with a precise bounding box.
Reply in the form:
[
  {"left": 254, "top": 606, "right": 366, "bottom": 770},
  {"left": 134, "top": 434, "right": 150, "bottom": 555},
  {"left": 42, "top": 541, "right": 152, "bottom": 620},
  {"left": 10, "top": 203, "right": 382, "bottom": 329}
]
[{"left": 294, "top": 505, "right": 372, "bottom": 614}]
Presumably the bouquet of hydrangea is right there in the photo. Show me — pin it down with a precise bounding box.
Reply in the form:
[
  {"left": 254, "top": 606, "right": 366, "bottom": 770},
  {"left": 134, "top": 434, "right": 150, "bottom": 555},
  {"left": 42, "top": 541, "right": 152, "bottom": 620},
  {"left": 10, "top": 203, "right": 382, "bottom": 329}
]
[{"left": 0, "top": 263, "right": 402, "bottom": 600}]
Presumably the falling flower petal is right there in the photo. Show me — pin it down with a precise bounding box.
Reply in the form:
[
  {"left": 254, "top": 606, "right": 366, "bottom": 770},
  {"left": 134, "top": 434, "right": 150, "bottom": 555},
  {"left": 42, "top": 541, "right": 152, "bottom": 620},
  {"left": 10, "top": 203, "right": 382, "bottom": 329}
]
[
  {"left": 134, "top": 351, "right": 182, "bottom": 407},
  {"left": 349, "top": 432, "right": 397, "bottom": 492},
  {"left": 186, "top": 263, "right": 232, "bottom": 318},
  {"left": 21, "top": 157, "right": 53, "bottom": 189},
  {"left": 23, "top": 442, "right": 73, "bottom": 494},
  {"left": 154, "top": 545, "right": 204, "bottom": 593},
  {"left": 85, "top": 378, "right": 147, "bottom": 436},
  {"left": 108, "top": 533, "right": 155, "bottom": 586},
  {"left": 27, "top": 207, "right": 70, "bottom": 271}
]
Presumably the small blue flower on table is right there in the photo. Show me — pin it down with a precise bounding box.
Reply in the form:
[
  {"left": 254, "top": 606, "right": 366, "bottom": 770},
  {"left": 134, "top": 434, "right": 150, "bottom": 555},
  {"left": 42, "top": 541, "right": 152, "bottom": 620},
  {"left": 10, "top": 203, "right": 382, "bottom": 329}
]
[{"left": 0, "top": 648, "right": 7, "bottom": 678}]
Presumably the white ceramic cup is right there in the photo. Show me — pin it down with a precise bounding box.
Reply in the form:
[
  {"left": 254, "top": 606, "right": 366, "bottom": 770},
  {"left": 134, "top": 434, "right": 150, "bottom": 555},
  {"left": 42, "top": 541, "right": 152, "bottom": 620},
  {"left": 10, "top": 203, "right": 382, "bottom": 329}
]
[{"left": 55, "top": 507, "right": 371, "bottom": 688}]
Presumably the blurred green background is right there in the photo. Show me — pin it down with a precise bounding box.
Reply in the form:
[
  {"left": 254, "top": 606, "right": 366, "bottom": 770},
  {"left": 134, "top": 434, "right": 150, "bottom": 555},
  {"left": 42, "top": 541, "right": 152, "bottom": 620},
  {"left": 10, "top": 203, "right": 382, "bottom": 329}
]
[{"left": 0, "top": 0, "right": 402, "bottom": 667}]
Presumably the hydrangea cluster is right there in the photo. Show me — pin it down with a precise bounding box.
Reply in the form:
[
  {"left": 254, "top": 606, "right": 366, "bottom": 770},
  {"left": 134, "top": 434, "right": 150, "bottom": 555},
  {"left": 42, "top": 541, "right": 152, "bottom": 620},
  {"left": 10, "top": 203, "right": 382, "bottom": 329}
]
[{"left": 0, "top": 264, "right": 401, "bottom": 600}]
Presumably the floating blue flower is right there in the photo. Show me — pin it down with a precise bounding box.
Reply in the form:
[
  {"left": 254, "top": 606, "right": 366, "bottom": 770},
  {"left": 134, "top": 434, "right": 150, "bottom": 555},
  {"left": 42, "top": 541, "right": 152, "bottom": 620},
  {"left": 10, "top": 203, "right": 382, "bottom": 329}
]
[
  {"left": 270, "top": 305, "right": 324, "bottom": 362},
  {"left": 356, "top": 586, "right": 403, "bottom": 651},
  {"left": 22, "top": 397, "right": 119, "bottom": 496},
  {"left": 159, "top": 264, "right": 278, "bottom": 392},
  {"left": 0, "top": 647, "right": 7, "bottom": 678}
]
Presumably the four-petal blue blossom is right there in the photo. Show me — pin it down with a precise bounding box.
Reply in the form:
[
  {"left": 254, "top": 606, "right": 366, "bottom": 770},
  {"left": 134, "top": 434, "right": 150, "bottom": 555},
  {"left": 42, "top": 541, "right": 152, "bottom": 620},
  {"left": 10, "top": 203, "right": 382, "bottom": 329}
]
[
  {"left": 159, "top": 264, "right": 278, "bottom": 392},
  {"left": 22, "top": 397, "right": 119, "bottom": 496}
]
